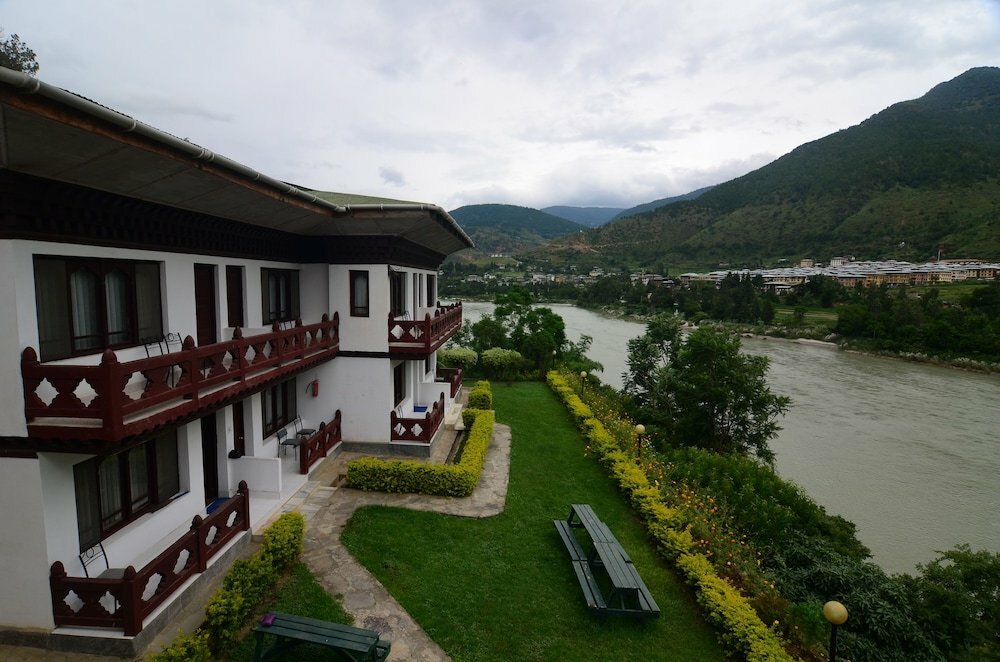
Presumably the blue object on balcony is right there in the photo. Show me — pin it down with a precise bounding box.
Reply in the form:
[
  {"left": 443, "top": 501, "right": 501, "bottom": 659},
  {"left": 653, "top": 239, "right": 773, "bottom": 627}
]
[{"left": 413, "top": 405, "right": 428, "bottom": 413}]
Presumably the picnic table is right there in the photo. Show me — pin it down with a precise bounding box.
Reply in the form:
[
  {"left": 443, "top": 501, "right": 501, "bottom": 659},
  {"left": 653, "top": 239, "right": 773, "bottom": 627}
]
[
  {"left": 553, "top": 504, "right": 660, "bottom": 619},
  {"left": 252, "top": 612, "right": 391, "bottom": 661}
]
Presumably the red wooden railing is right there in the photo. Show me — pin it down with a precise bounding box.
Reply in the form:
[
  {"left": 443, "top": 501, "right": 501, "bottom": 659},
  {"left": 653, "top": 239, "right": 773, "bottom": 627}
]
[
  {"left": 387, "top": 302, "right": 462, "bottom": 354},
  {"left": 22, "top": 314, "right": 339, "bottom": 442},
  {"left": 49, "top": 482, "right": 250, "bottom": 636},
  {"left": 298, "top": 410, "right": 342, "bottom": 475},
  {"left": 390, "top": 393, "right": 445, "bottom": 443},
  {"left": 436, "top": 367, "right": 463, "bottom": 398}
]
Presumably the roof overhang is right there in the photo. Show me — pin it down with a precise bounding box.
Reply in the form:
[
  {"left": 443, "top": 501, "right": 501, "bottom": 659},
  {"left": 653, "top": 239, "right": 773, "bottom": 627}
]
[{"left": 0, "top": 67, "right": 473, "bottom": 256}]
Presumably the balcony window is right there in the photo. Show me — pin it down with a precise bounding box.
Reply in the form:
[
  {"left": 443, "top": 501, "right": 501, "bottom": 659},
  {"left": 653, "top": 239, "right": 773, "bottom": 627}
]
[
  {"left": 390, "top": 270, "right": 406, "bottom": 318},
  {"left": 393, "top": 362, "right": 405, "bottom": 407},
  {"left": 426, "top": 274, "right": 436, "bottom": 306},
  {"left": 34, "top": 257, "right": 162, "bottom": 361},
  {"left": 261, "top": 268, "right": 299, "bottom": 324},
  {"left": 74, "top": 430, "right": 180, "bottom": 550},
  {"left": 350, "top": 270, "right": 369, "bottom": 317},
  {"left": 263, "top": 379, "right": 297, "bottom": 437}
]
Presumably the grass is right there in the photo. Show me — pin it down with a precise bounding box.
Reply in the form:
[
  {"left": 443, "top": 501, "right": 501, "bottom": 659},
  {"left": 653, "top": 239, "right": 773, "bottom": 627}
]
[
  {"left": 227, "top": 562, "right": 353, "bottom": 661},
  {"left": 773, "top": 305, "right": 838, "bottom": 325},
  {"left": 341, "top": 382, "right": 724, "bottom": 661}
]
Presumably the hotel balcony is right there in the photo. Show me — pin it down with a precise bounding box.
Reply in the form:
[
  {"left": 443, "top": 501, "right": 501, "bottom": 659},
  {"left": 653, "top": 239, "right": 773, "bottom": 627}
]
[
  {"left": 21, "top": 314, "right": 339, "bottom": 445},
  {"left": 390, "top": 393, "right": 445, "bottom": 444},
  {"left": 49, "top": 484, "right": 250, "bottom": 636},
  {"left": 387, "top": 302, "right": 462, "bottom": 356}
]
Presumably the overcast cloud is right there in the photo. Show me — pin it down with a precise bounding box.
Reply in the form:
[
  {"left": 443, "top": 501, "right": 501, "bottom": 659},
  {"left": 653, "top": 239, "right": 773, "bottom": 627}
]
[{"left": 2, "top": 1, "right": 998, "bottom": 209}]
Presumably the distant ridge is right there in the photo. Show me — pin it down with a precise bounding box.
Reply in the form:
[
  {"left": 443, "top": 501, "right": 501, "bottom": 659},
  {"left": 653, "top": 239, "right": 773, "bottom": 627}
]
[
  {"left": 613, "top": 186, "right": 715, "bottom": 219},
  {"left": 541, "top": 206, "right": 625, "bottom": 227},
  {"left": 449, "top": 203, "right": 587, "bottom": 256},
  {"left": 533, "top": 66, "right": 1000, "bottom": 269}
]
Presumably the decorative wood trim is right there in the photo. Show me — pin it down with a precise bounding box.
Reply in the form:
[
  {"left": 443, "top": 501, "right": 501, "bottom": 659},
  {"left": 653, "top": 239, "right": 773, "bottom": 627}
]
[{"left": 0, "top": 170, "right": 448, "bottom": 269}]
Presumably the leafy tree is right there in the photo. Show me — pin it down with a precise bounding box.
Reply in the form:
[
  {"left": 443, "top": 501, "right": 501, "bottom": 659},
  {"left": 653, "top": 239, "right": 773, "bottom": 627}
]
[
  {"left": 0, "top": 31, "right": 39, "bottom": 74},
  {"left": 623, "top": 316, "right": 790, "bottom": 463}
]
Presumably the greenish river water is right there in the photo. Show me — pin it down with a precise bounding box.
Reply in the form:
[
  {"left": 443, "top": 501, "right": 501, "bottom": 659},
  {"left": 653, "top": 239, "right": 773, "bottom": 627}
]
[{"left": 461, "top": 301, "right": 1000, "bottom": 573}]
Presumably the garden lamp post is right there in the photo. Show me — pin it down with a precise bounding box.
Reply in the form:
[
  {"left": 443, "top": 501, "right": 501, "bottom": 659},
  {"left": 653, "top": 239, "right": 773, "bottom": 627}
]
[
  {"left": 580, "top": 370, "right": 588, "bottom": 393},
  {"left": 634, "top": 423, "right": 646, "bottom": 461},
  {"left": 823, "top": 600, "right": 848, "bottom": 661}
]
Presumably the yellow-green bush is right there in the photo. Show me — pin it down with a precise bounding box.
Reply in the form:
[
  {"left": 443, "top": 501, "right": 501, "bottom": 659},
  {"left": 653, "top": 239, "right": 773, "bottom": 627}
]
[
  {"left": 346, "top": 410, "right": 495, "bottom": 497},
  {"left": 545, "top": 370, "right": 796, "bottom": 662},
  {"left": 152, "top": 512, "right": 306, "bottom": 660},
  {"left": 467, "top": 380, "right": 493, "bottom": 410}
]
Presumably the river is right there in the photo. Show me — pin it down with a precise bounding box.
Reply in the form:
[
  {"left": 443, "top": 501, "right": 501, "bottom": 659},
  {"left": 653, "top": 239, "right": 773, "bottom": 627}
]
[{"left": 459, "top": 301, "right": 1000, "bottom": 573}]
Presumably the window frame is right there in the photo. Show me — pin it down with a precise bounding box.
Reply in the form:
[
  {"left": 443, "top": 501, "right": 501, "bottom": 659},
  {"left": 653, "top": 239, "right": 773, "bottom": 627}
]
[
  {"left": 349, "top": 270, "right": 369, "bottom": 317},
  {"left": 262, "top": 379, "right": 297, "bottom": 437},
  {"left": 34, "top": 256, "right": 163, "bottom": 361},
  {"left": 389, "top": 270, "right": 406, "bottom": 318},
  {"left": 74, "top": 431, "right": 180, "bottom": 550},
  {"left": 393, "top": 362, "right": 406, "bottom": 407},
  {"left": 260, "top": 268, "right": 300, "bottom": 324}
]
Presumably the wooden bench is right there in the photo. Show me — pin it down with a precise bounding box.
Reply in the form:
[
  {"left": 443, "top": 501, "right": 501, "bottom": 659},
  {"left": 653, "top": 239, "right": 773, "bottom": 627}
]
[
  {"left": 553, "top": 504, "right": 660, "bottom": 619},
  {"left": 253, "top": 612, "right": 390, "bottom": 661}
]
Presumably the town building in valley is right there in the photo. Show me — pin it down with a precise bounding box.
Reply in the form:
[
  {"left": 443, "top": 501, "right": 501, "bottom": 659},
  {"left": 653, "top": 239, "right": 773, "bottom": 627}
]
[{"left": 0, "top": 66, "right": 471, "bottom": 655}]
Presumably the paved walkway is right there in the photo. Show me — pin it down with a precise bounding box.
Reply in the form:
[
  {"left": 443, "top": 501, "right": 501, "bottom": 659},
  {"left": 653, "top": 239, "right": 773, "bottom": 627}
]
[{"left": 290, "top": 422, "right": 512, "bottom": 662}]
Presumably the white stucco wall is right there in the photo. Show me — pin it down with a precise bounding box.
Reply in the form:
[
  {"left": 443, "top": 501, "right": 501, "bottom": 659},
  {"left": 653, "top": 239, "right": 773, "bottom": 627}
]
[
  {"left": 0, "top": 241, "right": 27, "bottom": 436},
  {"left": 0, "top": 458, "right": 55, "bottom": 629},
  {"left": 329, "top": 264, "right": 390, "bottom": 353},
  {"left": 326, "top": 356, "right": 393, "bottom": 442}
]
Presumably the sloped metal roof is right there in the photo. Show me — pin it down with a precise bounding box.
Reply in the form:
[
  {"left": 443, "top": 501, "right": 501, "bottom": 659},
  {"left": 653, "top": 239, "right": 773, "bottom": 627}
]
[{"left": 0, "top": 67, "right": 472, "bottom": 255}]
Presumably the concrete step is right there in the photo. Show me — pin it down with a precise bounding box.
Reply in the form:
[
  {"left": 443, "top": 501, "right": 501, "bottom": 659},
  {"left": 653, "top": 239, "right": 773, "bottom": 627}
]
[{"left": 445, "top": 403, "right": 465, "bottom": 431}]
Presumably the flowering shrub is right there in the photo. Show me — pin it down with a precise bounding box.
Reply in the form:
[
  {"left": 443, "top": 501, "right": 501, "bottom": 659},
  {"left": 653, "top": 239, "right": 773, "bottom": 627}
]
[{"left": 546, "top": 370, "right": 795, "bottom": 661}]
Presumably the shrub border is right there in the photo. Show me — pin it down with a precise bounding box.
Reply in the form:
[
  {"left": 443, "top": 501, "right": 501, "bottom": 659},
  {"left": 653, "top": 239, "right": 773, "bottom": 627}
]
[
  {"left": 345, "top": 382, "right": 495, "bottom": 497},
  {"left": 150, "top": 512, "right": 306, "bottom": 661},
  {"left": 546, "top": 371, "right": 795, "bottom": 662}
]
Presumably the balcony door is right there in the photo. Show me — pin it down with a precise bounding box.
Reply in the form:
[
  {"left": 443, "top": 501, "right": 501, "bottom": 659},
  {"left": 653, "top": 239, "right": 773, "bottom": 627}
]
[
  {"left": 201, "top": 413, "right": 219, "bottom": 505},
  {"left": 226, "top": 265, "right": 244, "bottom": 328},
  {"left": 194, "top": 264, "right": 217, "bottom": 346}
]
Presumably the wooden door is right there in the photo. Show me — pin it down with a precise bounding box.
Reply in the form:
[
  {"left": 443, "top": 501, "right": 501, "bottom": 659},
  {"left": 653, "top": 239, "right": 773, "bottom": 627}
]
[
  {"left": 194, "top": 264, "right": 217, "bottom": 346},
  {"left": 226, "top": 265, "right": 244, "bottom": 328},
  {"left": 232, "top": 401, "right": 246, "bottom": 456},
  {"left": 201, "top": 413, "right": 219, "bottom": 505}
]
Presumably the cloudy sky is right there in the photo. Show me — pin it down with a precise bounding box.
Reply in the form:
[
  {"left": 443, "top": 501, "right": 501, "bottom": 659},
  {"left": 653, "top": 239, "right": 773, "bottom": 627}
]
[{"left": 3, "top": 1, "right": 999, "bottom": 210}]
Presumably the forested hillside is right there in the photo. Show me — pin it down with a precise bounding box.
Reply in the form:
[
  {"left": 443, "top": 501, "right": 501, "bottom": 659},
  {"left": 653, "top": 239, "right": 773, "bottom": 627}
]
[
  {"left": 533, "top": 67, "right": 1000, "bottom": 269},
  {"left": 450, "top": 204, "right": 586, "bottom": 256}
]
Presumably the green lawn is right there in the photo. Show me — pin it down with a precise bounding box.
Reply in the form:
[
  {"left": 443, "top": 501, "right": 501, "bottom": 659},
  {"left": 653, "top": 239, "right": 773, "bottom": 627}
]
[
  {"left": 773, "top": 305, "right": 838, "bottom": 325},
  {"left": 227, "top": 562, "right": 353, "bottom": 661},
  {"left": 341, "top": 382, "right": 724, "bottom": 661}
]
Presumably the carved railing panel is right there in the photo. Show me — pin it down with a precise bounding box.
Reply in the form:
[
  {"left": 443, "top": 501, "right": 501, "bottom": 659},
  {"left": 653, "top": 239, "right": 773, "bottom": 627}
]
[
  {"left": 387, "top": 302, "right": 462, "bottom": 354},
  {"left": 298, "top": 410, "right": 343, "bottom": 475},
  {"left": 22, "top": 314, "right": 340, "bottom": 442},
  {"left": 50, "top": 482, "right": 250, "bottom": 636},
  {"left": 390, "top": 393, "right": 445, "bottom": 443},
  {"left": 436, "top": 367, "right": 463, "bottom": 398}
]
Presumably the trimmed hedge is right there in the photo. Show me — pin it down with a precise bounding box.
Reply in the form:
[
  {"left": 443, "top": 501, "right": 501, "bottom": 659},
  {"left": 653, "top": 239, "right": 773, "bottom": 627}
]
[
  {"left": 546, "top": 371, "right": 795, "bottom": 662},
  {"left": 150, "top": 512, "right": 306, "bottom": 660},
  {"left": 346, "top": 408, "right": 495, "bottom": 497},
  {"left": 467, "top": 380, "right": 493, "bottom": 409},
  {"left": 438, "top": 346, "right": 478, "bottom": 371}
]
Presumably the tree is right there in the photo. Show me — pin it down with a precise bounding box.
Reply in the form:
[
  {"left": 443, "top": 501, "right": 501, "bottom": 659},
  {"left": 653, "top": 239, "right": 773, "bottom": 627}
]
[
  {"left": 623, "top": 316, "right": 790, "bottom": 463},
  {"left": 669, "top": 327, "right": 790, "bottom": 463},
  {"left": 0, "top": 31, "right": 39, "bottom": 74}
]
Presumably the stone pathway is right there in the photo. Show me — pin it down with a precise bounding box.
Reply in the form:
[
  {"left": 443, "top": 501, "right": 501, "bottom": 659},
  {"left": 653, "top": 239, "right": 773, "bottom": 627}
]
[{"left": 286, "top": 423, "right": 512, "bottom": 662}]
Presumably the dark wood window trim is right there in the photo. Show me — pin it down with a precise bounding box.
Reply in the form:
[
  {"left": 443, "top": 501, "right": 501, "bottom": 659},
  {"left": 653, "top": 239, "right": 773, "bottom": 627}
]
[
  {"left": 34, "top": 256, "right": 162, "bottom": 362},
  {"left": 389, "top": 270, "right": 406, "bottom": 318},
  {"left": 74, "top": 431, "right": 180, "bottom": 550},
  {"left": 262, "top": 379, "right": 297, "bottom": 437},
  {"left": 426, "top": 274, "right": 436, "bottom": 307},
  {"left": 260, "top": 268, "right": 299, "bottom": 324},
  {"left": 350, "top": 270, "right": 369, "bottom": 317},
  {"left": 393, "top": 362, "right": 406, "bottom": 407}
]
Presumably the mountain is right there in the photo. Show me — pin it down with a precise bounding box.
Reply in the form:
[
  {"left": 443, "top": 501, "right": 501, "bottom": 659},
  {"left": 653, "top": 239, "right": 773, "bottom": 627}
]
[
  {"left": 533, "top": 67, "right": 1000, "bottom": 269},
  {"left": 613, "top": 186, "right": 715, "bottom": 220},
  {"left": 449, "top": 204, "right": 587, "bottom": 256},
  {"left": 541, "top": 206, "right": 625, "bottom": 227}
]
